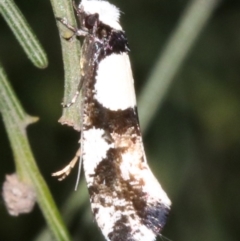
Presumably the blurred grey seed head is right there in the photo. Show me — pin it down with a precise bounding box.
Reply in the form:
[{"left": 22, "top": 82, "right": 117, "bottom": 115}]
[{"left": 2, "top": 174, "right": 36, "bottom": 216}]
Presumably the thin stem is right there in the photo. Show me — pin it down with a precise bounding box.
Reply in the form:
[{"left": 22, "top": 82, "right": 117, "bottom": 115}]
[
  {"left": 0, "top": 65, "right": 71, "bottom": 241},
  {"left": 50, "top": 0, "right": 82, "bottom": 131},
  {"left": 138, "top": 0, "right": 220, "bottom": 134},
  {"left": 0, "top": 0, "right": 48, "bottom": 68}
]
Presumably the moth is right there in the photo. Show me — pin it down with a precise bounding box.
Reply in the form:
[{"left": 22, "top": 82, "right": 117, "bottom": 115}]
[{"left": 53, "top": 1, "right": 171, "bottom": 240}]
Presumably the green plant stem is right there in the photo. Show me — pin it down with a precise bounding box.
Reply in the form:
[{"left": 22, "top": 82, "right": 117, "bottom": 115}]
[
  {"left": 138, "top": 0, "right": 220, "bottom": 134},
  {"left": 34, "top": 179, "right": 88, "bottom": 241},
  {"left": 0, "top": 0, "right": 48, "bottom": 68},
  {"left": 0, "top": 65, "right": 71, "bottom": 241},
  {"left": 49, "top": 0, "right": 82, "bottom": 131}
]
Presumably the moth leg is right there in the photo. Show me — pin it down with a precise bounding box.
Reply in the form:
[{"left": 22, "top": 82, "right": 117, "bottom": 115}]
[
  {"left": 57, "top": 16, "right": 86, "bottom": 108},
  {"left": 61, "top": 77, "right": 83, "bottom": 108},
  {"left": 56, "top": 17, "right": 88, "bottom": 38},
  {"left": 52, "top": 148, "right": 81, "bottom": 181}
]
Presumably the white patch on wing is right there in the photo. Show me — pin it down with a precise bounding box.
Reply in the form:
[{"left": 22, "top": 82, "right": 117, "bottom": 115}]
[
  {"left": 94, "top": 204, "right": 114, "bottom": 241},
  {"left": 83, "top": 128, "right": 113, "bottom": 185},
  {"left": 95, "top": 53, "right": 136, "bottom": 111},
  {"left": 141, "top": 165, "right": 172, "bottom": 207},
  {"left": 131, "top": 221, "right": 156, "bottom": 241},
  {"left": 80, "top": 0, "right": 122, "bottom": 30}
]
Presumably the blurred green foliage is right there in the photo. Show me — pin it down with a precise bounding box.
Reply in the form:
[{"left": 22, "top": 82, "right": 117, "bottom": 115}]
[{"left": 0, "top": 0, "right": 240, "bottom": 241}]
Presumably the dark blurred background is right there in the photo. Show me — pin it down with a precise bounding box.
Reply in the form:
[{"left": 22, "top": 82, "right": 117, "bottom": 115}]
[{"left": 0, "top": 0, "right": 240, "bottom": 240}]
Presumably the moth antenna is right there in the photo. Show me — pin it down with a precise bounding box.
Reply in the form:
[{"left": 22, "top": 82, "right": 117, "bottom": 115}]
[{"left": 74, "top": 152, "right": 83, "bottom": 190}]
